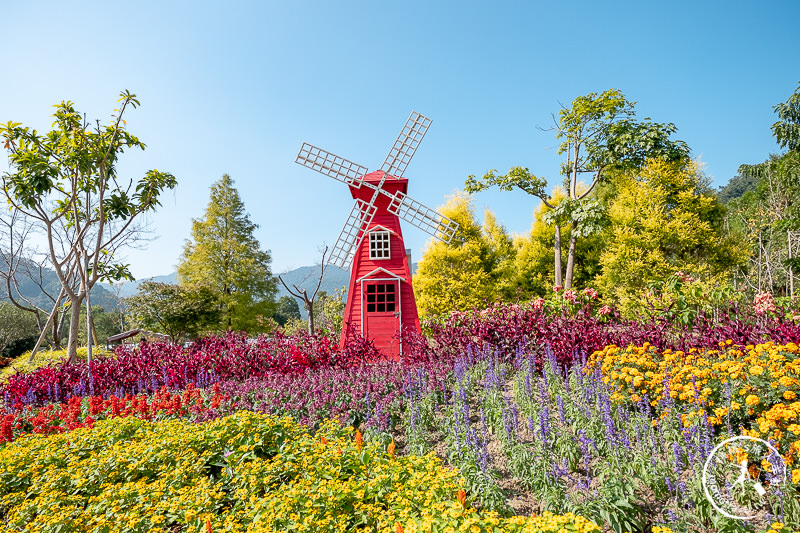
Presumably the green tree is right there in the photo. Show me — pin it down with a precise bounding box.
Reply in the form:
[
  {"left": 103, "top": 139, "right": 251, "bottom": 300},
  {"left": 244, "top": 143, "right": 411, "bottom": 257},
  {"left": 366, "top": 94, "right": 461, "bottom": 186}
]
[
  {"left": 77, "top": 305, "right": 123, "bottom": 347},
  {"left": 728, "top": 83, "right": 800, "bottom": 294},
  {"left": 771, "top": 81, "right": 800, "bottom": 153},
  {"left": 414, "top": 194, "right": 512, "bottom": 318},
  {"left": 0, "top": 91, "right": 176, "bottom": 360},
  {"left": 125, "top": 281, "right": 221, "bottom": 343},
  {"left": 178, "top": 175, "right": 277, "bottom": 332},
  {"left": 273, "top": 295, "right": 301, "bottom": 326},
  {"left": 0, "top": 302, "right": 39, "bottom": 357},
  {"left": 597, "top": 159, "right": 744, "bottom": 315},
  {"left": 313, "top": 288, "right": 346, "bottom": 338},
  {"left": 466, "top": 89, "right": 689, "bottom": 289}
]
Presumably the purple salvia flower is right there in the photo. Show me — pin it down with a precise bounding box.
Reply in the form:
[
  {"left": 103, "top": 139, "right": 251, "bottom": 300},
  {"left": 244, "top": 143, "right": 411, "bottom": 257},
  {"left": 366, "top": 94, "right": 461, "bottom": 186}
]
[{"left": 557, "top": 395, "right": 567, "bottom": 426}]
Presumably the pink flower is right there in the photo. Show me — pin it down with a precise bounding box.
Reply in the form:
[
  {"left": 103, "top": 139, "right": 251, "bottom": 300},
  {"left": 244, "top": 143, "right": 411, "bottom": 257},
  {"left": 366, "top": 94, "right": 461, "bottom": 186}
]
[
  {"left": 582, "top": 287, "right": 598, "bottom": 300},
  {"left": 532, "top": 298, "right": 544, "bottom": 310},
  {"left": 563, "top": 289, "right": 577, "bottom": 303},
  {"left": 598, "top": 305, "right": 612, "bottom": 316},
  {"left": 754, "top": 292, "right": 776, "bottom": 315},
  {"left": 553, "top": 285, "right": 563, "bottom": 293}
]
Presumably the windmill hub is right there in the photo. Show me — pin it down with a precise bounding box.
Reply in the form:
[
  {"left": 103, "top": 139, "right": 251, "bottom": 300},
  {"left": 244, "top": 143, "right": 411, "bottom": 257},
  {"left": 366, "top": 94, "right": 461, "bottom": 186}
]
[{"left": 296, "top": 112, "right": 459, "bottom": 359}]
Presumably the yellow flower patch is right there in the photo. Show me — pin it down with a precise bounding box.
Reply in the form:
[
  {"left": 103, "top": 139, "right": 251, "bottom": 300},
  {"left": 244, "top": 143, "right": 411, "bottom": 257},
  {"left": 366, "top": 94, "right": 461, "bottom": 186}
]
[{"left": 0, "top": 412, "right": 599, "bottom": 533}]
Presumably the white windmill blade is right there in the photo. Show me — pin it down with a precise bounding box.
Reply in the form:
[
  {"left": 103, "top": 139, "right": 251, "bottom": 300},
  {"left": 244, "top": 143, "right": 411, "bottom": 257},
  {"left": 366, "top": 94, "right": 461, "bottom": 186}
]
[
  {"left": 380, "top": 111, "right": 432, "bottom": 178},
  {"left": 328, "top": 199, "right": 378, "bottom": 269},
  {"left": 296, "top": 143, "right": 368, "bottom": 187},
  {"left": 387, "top": 191, "right": 459, "bottom": 243}
]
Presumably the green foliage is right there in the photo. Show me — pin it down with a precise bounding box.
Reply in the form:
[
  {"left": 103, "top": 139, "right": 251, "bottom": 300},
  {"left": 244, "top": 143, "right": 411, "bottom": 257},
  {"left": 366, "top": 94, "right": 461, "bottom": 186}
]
[
  {"left": 0, "top": 302, "right": 39, "bottom": 357},
  {"left": 727, "top": 83, "right": 800, "bottom": 295},
  {"left": 597, "top": 159, "right": 745, "bottom": 317},
  {"left": 72, "top": 305, "right": 125, "bottom": 347},
  {"left": 771, "top": 81, "right": 800, "bottom": 153},
  {"left": 414, "top": 194, "right": 513, "bottom": 318},
  {"left": 466, "top": 89, "right": 689, "bottom": 289},
  {"left": 125, "top": 282, "right": 222, "bottom": 342},
  {"left": 273, "top": 295, "right": 301, "bottom": 326},
  {"left": 512, "top": 189, "right": 604, "bottom": 297},
  {"left": 178, "top": 175, "right": 277, "bottom": 332},
  {"left": 313, "top": 288, "right": 346, "bottom": 338},
  {"left": 716, "top": 172, "right": 760, "bottom": 204}
]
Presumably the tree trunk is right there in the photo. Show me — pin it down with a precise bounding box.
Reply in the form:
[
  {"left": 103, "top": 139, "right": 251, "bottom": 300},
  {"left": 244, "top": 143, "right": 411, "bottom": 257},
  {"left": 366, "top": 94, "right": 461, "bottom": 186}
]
[
  {"left": 66, "top": 298, "right": 82, "bottom": 362},
  {"left": 306, "top": 300, "right": 315, "bottom": 335},
  {"left": 565, "top": 221, "right": 578, "bottom": 289},
  {"left": 53, "top": 309, "right": 66, "bottom": 349},
  {"left": 554, "top": 225, "right": 563, "bottom": 288}
]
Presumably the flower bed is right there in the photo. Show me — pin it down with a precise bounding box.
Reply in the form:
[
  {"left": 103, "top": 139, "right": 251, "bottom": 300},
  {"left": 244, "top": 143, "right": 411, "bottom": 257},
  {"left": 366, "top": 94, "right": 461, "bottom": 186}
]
[
  {"left": 419, "top": 298, "right": 800, "bottom": 369},
  {"left": 587, "top": 341, "right": 800, "bottom": 466},
  {"left": 0, "top": 331, "right": 379, "bottom": 407},
  {"left": 0, "top": 411, "right": 600, "bottom": 533},
  {"left": 1, "top": 383, "right": 227, "bottom": 443}
]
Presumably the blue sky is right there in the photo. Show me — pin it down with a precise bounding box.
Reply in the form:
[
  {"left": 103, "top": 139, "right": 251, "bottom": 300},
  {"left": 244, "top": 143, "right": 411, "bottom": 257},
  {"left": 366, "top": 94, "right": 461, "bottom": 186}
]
[{"left": 1, "top": 1, "right": 798, "bottom": 280}]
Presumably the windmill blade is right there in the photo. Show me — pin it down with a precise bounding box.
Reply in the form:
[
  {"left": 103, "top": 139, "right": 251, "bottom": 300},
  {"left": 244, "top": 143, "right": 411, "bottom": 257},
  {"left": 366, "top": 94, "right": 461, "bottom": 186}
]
[
  {"left": 328, "top": 199, "right": 378, "bottom": 269},
  {"left": 296, "top": 143, "right": 368, "bottom": 187},
  {"left": 380, "top": 111, "right": 432, "bottom": 178},
  {"left": 387, "top": 192, "right": 459, "bottom": 243}
]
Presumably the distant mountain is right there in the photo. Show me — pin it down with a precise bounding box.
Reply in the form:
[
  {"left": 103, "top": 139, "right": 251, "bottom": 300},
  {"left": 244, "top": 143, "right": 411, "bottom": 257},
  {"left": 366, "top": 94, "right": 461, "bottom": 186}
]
[
  {"left": 0, "top": 256, "right": 118, "bottom": 310},
  {"left": 99, "top": 262, "right": 417, "bottom": 319},
  {"left": 101, "top": 272, "right": 178, "bottom": 298}
]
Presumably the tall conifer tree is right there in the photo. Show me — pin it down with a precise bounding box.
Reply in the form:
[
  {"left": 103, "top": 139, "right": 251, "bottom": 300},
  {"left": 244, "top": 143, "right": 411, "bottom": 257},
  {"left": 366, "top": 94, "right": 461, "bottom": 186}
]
[{"left": 178, "top": 175, "right": 277, "bottom": 331}]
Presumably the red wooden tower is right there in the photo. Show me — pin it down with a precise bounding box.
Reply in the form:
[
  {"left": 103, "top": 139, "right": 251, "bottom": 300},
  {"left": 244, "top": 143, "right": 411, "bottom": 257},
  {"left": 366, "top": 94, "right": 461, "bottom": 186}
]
[{"left": 296, "top": 112, "right": 459, "bottom": 359}]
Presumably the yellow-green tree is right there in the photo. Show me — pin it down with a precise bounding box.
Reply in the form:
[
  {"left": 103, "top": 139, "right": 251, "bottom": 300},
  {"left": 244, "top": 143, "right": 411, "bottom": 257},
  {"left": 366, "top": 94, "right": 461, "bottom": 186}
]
[
  {"left": 414, "top": 194, "right": 513, "bottom": 318},
  {"left": 178, "top": 175, "right": 277, "bottom": 332},
  {"left": 509, "top": 188, "right": 605, "bottom": 298},
  {"left": 597, "top": 159, "right": 745, "bottom": 315}
]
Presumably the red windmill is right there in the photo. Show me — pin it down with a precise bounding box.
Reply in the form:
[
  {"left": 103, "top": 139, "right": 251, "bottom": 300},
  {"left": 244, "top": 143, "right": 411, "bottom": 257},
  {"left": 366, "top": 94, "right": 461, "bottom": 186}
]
[{"left": 296, "top": 111, "right": 459, "bottom": 359}]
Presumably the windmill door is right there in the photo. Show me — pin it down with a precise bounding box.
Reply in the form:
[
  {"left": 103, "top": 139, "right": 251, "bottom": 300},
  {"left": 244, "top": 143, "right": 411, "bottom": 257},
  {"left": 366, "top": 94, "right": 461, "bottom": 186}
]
[{"left": 362, "top": 280, "right": 401, "bottom": 358}]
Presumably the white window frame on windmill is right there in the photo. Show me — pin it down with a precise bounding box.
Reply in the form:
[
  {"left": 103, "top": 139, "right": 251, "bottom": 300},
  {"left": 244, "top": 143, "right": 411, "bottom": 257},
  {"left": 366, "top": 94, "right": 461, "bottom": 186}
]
[{"left": 368, "top": 226, "right": 394, "bottom": 260}]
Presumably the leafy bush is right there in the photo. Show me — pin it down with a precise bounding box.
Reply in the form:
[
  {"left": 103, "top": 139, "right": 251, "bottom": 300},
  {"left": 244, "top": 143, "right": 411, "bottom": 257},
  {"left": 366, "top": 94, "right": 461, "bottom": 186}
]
[
  {"left": 0, "top": 331, "right": 380, "bottom": 406},
  {"left": 413, "top": 296, "right": 800, "bottom": 370}
]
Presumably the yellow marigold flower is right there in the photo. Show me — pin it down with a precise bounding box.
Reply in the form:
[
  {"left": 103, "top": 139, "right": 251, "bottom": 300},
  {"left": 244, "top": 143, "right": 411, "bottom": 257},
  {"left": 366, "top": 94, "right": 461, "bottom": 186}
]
[
  {"left": 784, "top": 391, "right": 797, "bottom": 401},
  {"left": 746, "top": 394, "right": 761, "bottom": 407},
  {"left": 793, "top": 469, "right": 800, "bottom": 484}
]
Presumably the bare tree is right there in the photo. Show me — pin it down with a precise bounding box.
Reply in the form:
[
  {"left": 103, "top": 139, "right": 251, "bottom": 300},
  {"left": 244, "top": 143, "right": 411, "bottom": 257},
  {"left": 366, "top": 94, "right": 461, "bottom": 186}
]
[
  {"left": 0, "top": 210, "right": 73, "bottom": 357},
  {"left": 278, "top": 247, "right": 329, "bottom": 335}
]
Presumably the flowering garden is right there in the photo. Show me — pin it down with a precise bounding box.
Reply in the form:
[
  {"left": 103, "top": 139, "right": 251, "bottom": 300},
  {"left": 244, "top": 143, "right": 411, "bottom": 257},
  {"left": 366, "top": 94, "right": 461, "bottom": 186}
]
[{"left": 1, "top": 292, "right": 800, "bottom": 532}]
